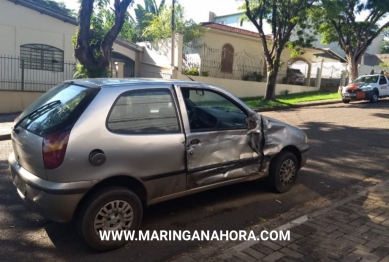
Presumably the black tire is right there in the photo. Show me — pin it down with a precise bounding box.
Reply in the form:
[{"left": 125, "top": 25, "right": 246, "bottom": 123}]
[
  {"left": 268, "top": 151, "right": 298, "bottom": 193},
  {"left": 342, "top": 99, "right": 350, "bottom": 104},
  {"left": 77, "top": 187, "right": 143, "bottom": 251},
  {"left": 370, "top": 91, "right": 379, "bottom": 103}
]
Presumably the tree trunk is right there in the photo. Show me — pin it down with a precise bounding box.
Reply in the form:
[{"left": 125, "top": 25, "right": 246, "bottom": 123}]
[
  {"left": 263, "top": 56, "right": 280, "bottom": 101},
  {"left": 347, "top": 56, "right": 359, "bottom": 83}
]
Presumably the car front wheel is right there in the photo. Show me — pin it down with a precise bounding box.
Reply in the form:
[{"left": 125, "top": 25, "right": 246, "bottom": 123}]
[
  {"left": 268, "top": 151, "right": 298, "bottom": 193},
  {"left": 370, "top": 91, "right": 378, "bottom": 103},
  {"left": 77, "top": 187, "right": 143, "bottom": 251},
  {"left": 342, "top": 99, "right": 350, "bottom": 104}
]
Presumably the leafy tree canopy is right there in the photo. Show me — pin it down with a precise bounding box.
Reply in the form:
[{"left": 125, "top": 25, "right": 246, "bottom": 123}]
[
  {"left": 142, "top": 3, "right": 205, "bottom": 44},
  {"left": 30, "top": 0, "right": 76, "bottom": 17},
  {"left": 311, "top": 0, "right": 389, "bottom": 81}
]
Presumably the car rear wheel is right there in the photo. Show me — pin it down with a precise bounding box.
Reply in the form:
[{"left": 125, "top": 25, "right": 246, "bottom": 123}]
[
  {"left": 342, "top": 99, "right": 350, "bottom": 104},
  {"left": 370, "top": 91, "right": 378, "bottom": 103},
  {"left": 268, "top": 151, "right": 298, "bottom": 193},
  {"left": 77, "top": 187, "right": 143, "bottom": 251}
]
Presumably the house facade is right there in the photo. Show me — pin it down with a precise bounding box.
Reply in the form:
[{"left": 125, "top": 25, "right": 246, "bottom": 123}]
[
  {"left": 208, "top": 11, "right": 384, "bottom": 59},
  {"left": 0, "top": 0, "right": 150, "bottom": 92}
]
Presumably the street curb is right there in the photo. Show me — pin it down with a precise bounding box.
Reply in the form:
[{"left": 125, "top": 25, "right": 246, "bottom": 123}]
[
  {"left": 254, "top": 99, "right": 342, "bottom": 112},
  {"left": 0, "top": 134, "right": 11, "bottom": 141}
]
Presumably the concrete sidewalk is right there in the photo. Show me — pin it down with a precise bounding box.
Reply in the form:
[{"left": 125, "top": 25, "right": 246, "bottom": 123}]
[
  {"left": 0, "top": 113, "right": 18, "bottom": 141},
  {"left": 171, "top": 173, "right": 389, "bottom": 262}
]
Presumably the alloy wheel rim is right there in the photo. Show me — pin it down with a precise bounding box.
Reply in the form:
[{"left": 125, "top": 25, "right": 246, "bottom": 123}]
[
  {"left": 279, "top": 159, "right": 296, "bottom": 186},
  {"left": 94, "top": 200, "right": 134, "bottom": 236}
]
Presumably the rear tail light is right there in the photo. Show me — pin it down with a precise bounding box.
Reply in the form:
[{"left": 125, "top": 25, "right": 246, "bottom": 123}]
[{"left": 42, "top": 130, "right": 71, "bottom": 169}]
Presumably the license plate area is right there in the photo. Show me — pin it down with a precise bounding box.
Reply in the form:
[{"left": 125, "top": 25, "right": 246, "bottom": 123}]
[
  {"left": 344, "top": 93, "right": 356, "bottom": 97},
  {"left": 13, "top": 173, "right": 26, "bottom": 196},
  {"left": 356, "top": 92, "right": 365, "bottom": 99}
]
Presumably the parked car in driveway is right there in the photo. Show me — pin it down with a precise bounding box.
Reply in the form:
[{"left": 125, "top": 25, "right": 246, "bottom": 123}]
[
  {"left": 9, "top": 79, "right": 309, "bottom": 251},
  {"left": 340, "top": 74, "right": 389, "bottom": 103},
  {"left": 286, "top": 68, "right": 305, "bottom": 85}
]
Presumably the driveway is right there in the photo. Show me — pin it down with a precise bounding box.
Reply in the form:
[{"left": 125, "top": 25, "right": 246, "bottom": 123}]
[{"left": 0, "top": 100, "right": 388, "bottom": 262}]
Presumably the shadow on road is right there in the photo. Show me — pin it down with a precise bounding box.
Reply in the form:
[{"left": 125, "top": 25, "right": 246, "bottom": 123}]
[{"left": 0, "top": 115, "right": 388, "bottom": 261}]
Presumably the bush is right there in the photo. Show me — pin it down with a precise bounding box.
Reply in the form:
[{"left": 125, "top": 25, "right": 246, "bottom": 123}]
[
  {"left": 184, "top": 67, "right": 200, "bottom": 76},
  {"left": 201, "top": 71, "right": 210, "bottom": 77},
  {"left": 242, "top": 72, "right": 264, "bottom": 82},
  {"left": 281, "top": 89, "right": 290, "bottom": 95}
]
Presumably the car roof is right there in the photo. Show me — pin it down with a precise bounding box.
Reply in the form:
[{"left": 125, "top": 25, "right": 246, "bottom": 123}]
[{"left": 64, "top": 78, "right": 206, "bottom": 88}]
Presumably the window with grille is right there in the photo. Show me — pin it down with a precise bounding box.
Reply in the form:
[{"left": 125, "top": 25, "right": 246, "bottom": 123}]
[
  {"left": 20, "top": 44, "right": 64, "bottom": 72},
  {"left": 221, "top": 44, "right": 234, "bottom": 73}
]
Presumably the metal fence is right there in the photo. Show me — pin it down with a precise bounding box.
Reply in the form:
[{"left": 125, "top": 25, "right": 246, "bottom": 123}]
[
  {"left": 0, "top": 56, "right": 76, "bottom": 92},
  {"left": 182, "top": 43, "right": 271, "bottom": 81}
]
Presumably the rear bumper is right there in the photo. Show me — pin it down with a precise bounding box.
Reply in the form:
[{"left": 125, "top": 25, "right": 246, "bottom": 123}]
[
  {"left": 341, "top": 90, "right": 374, "bottom": 101},
  {"left": 8, "top": 152, "right": 98, "bottom": 222}
]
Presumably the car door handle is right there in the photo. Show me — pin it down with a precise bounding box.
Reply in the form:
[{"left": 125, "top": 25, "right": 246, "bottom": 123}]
[{"left": 190, "top": 139, "right": 200, "bottom": 145}]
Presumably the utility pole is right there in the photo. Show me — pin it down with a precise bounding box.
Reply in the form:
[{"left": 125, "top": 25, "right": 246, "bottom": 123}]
[{"left": 171, "top": 0, "right": 175, "bottom": 70}]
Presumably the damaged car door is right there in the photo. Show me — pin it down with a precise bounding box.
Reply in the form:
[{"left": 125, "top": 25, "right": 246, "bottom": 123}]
[{"left": 179, "top": 87, "right": 263, "bottom": 189}]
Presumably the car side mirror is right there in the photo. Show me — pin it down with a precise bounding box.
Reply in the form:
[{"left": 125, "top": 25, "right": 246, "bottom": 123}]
[{"left": 196, "top": 90, "right": 204, "bottom": 96}]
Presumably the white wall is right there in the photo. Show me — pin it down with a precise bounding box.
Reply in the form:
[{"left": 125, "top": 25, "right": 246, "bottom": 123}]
[{"left": 177, "top": 74, "right": 320, "bottom": 98}]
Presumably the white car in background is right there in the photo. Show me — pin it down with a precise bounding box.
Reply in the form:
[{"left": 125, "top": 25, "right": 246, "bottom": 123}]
[{"left": 340, "top": 74, "right": 389, "bottom": 103}]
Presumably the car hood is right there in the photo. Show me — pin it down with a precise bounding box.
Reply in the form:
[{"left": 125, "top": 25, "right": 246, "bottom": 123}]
[{"left": 346, "top": 83, "right": 364, "bottom": 91}]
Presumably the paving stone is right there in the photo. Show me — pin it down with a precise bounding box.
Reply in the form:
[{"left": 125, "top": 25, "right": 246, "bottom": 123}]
[
  {"left": 288, "top": 232, "right": 303, "bottom": 239},
  {"left": 286, "top": 243, "right": 300, "bottom": 251},
  {"left": 380, "top": 220, "right": 389, "bottom": 227},
  {"left": 320, "top": 258, "right": 337, "bottom": 262},
  {"left": 372, "top": 247, "right": 389, "bottom": 259},
  {"left": 296, "top": 244, "right": 320, "bottom": 256},
  {"left": 279, "top": 247, "right": 304, "bottom": 259},
  {"left": 353, "top": 249, "right": 381, "bottom": 262},
  {"left": 328, "top": 230, "right": 344, "bottom": 239},
  {"left": 343, "top": 234, "right": 367, "bottom": 245},
  {"left": 369, "top": 209, "right": 386, "bottom": 218},
  {"left": 350, "top": 218, "right": 369, "bottom": 227},
  {"left": 372, "top": 215, "right": 389, "bottom": 222},
  {"left": 340, "top": 253, "right": 361, "bottom": 262},
  {"left": 371, "top": 228, "right": 389, "bottom": 238},
  {"left": 309, "top": 218, "right": 329, "bottom": 227},
  {"left": 251, "top": 243, "right": 273, "bottom": 255},
  {"left": 364, "top": 222, "right": 388, "bottom": 231},
  {"left": 260, "top": 240, "right": 282, "bottom": 251},
  {"left": 289, "top": 228, "right": 311, "bottom": 237},
  {"left": 294, "top": 224, "right": 317, "bottom": 234},
  {"left": 262, "top": 251, "right": 285, "bottom": 262},
  {"left": 321, "top": 224, "right": 339, "bottom": 233},
  {"left": 234, "top": 252, "right": 258, "bottom": 262},
  {"left": 379, "top": 254, "right": 389, "bottom": 262},
  {"left": 304, "top": 221, "right": 325, "bottom": 231},
  {"left": 300, "top": 253, "right": 320, "bottom": 262},
  {"left": 336, "top": 206, "right": 356, "bottom": 215},
  {"left": 242, "top": 247, "right": 265, "bottom": 260},
  {"left": 270, "top": 239, "right": 291, "bottom": 247},
  {"left": 315, "top": 215, "right": 336, "bottom": 224},
  {"left": 279, "top": 256, "right": 300, "bottom": 262},
  {"left": 225, "top": 256, "right": 244, "bottom": 262},
  {"left": 366, "top": 240, "right": 382, "bottom": 249},
  {"left": 354, "top": 244, "right": 375, "bottom": 253}
]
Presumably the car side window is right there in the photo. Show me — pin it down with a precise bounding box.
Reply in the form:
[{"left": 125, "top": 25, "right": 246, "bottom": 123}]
[
  {"left": 107, "top": 89, "right": 180, "bottom": 134},
  {"left": 181, "top": 88, "right": 248, "bottom": 131},
  {"left": 379, "top": 76, "right": 387, "bottom": 85}
]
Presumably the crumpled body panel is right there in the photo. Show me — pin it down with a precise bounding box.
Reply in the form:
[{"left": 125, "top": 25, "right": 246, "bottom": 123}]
[{"left": 186, "top": 114, "right": 264, "bottom": 188}]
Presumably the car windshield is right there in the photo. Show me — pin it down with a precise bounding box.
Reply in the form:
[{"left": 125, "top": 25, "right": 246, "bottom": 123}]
[
  {"left": 17, "top": 84, "right": 99, "bottom": 136},
  {"left": 353, "top": 76, "right": 378, "bottom": 84}
]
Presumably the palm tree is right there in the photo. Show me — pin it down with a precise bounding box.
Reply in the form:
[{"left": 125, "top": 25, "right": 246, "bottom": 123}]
[{"left": 134, "top": 0, "right": 166, "bottom": 30}]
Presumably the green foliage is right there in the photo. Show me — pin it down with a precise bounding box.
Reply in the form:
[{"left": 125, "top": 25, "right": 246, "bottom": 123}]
[
  {"left": 281, "top": 89, "right": 291, "bottom": 95},
  {"left": 142, "top": 3, "right": 206, "bottom": 44},
  {"left": 200, "top": 71, "right": 210, "bottom": 77},
  {"left": 242, "top": 72, "right": 264, "bottom": 82},
  {"left": 382, "top": 28, "right": 389, "bottom": 53},
  {"left": 239, "top": 0, "right": 319, "bottom": 100},
  {"left": 184, "top": 67, "right": 200, "bottom": 76},
  {"left": 134, "top": 0, "right": 166, "bottom": 31},
  {"left": 379, "top": 62, "right": 389, "bottom": 68},
  {"left": 73, "top": 63, "right": 110, "bottom": 78},
  {"left": 311, "top": 0, "right": 389, "bottom": 53}
]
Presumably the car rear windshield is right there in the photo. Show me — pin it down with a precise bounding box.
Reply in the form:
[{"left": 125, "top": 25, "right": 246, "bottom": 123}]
[{"left": 17, "top": 83, "right": 99, "bottom": 136}]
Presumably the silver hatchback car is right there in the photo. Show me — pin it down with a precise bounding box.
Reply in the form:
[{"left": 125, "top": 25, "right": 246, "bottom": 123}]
[{"left": 9, "top": 79, "right": 309, "bottom": 251}]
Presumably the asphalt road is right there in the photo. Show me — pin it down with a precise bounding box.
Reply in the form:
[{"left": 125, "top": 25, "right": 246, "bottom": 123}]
[{"left": 0, "top": 100, "right": 389, "bottom": 262}]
